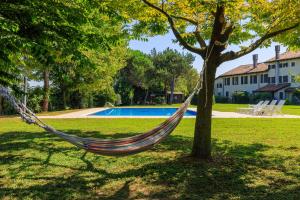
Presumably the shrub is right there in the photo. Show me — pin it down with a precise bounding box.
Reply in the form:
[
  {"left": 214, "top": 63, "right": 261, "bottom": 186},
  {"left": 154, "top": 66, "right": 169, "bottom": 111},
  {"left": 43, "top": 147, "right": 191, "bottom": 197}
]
[
  {"left": 250, "top": 92, "right": 273, "bottom": 104},
  {"left": 232, "top": 91, "right": 250, "bottom": 104},
  {"left": 215, "top": 95, "right": 229, "bottom": 103},
  {"left": 153, "top": 96, "right": 165, "bottom": 104},
  {"left": 27, "top": 87, "right": 44, "bottom": 113}
]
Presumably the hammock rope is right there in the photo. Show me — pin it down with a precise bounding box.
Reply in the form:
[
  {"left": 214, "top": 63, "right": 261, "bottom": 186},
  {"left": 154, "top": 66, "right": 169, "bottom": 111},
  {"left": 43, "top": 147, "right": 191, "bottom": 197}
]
[{"left": 0, "top": 45, "right": 214, "bottom": 156}]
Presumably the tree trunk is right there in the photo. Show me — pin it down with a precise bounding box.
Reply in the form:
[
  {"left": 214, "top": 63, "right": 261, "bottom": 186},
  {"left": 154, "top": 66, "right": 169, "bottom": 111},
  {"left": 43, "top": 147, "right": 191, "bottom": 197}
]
[
  {"left": 164, "top": 82, "right": 168, "bottom": 104},
  {"left": 191, "top": 57, "right": 218, "bottom": 159},
  {"left": 169, "top": 76, "right": 175, "bottom": 104},
  {"left": 144, "top": 89, "right": 149, "bottom": 104},
  {"left": 42, "top": 68, "right": 50, "bottom": 112},
  {"left": 62, "top": 89, "right": 67, "bottom": 109},
  {"left": 0, "top": 96, "right": 3, "bottom": 115}
]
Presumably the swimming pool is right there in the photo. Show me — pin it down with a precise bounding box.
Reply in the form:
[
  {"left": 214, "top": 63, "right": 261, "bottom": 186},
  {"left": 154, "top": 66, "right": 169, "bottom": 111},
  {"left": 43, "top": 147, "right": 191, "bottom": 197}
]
[{"left": 89, "top": 108, "right": 196, "bottom": 117}]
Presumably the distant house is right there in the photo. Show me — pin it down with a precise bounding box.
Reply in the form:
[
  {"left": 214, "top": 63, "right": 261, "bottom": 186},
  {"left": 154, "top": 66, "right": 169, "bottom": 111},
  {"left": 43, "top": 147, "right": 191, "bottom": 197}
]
[
  {"left": 167, "top": 91, "right": 184, "bottom": 104},
  {"left": 149, "top": 91, "right": 184, "bottom": 104},
  {"left": 214, "top": 48, "right": 300, "bottom": 101}
]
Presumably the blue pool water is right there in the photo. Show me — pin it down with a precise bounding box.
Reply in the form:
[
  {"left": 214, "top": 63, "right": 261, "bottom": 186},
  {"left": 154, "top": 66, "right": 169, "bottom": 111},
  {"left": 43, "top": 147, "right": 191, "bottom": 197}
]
[{"left": 89, "top": 108, "right": 196, "bottom": 116}]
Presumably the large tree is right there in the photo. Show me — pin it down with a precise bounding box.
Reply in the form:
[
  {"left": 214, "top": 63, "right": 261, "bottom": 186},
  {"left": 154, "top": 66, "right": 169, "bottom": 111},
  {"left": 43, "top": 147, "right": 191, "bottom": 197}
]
[
  {"left": 116, "top": 50, "right": 154, "bottom": 104},
  {"left": 113, "top": 0, "right": 300, "bottom": 159},
  {"left": 151, "top": 48, "right": 194, "bottom": 104},
  {"left": 1, "top": 0, "right": 125, "bottom": 111}
]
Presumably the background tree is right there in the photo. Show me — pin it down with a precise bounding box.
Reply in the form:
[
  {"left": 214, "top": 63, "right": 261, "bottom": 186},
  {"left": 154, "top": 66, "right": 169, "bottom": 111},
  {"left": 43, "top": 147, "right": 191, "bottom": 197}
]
[
  {"left": 0, "top": 0, "right": 126, "bottom": 111},
  {"left": 151, "top": 48, "right": 194, "bottom": 104},
  {"left": 112, "top": 0, "right": 300, "bottom": 159},
  {"left": 116, "top": 50, "right": 154, "bottom": 104}
]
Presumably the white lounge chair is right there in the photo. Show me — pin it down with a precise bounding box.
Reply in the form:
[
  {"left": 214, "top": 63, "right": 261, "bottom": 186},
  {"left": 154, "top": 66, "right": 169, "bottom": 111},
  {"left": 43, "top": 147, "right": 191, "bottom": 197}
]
[
  {"left": 238, "top": 100, "right": 264, "bottom": 114},
  {"left": 263, "top": 100, "right": 278, "bottom": 115},
  {"left": 253, "top": 100, "right": 270, "bottom": 115},
  {"left": 273, "top": 100, "right": 285, "bottom": 115}
]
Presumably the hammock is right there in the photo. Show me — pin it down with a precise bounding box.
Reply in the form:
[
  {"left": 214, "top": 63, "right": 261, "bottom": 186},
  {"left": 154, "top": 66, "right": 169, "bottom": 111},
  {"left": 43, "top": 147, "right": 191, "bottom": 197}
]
[{"left": 0, "top": 85, "right": 200, "bottom": 156}]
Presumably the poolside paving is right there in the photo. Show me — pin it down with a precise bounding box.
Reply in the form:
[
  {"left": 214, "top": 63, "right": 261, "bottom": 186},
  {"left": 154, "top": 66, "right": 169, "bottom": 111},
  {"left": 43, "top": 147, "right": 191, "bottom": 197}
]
[{"left": 38, "top": 107, "right": 300, "bottom": 119}]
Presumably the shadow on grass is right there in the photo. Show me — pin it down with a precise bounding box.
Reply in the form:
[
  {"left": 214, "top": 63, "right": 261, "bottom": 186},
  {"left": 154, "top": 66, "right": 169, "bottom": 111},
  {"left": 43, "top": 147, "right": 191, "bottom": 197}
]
[{"left": 0, "top": 130, "right": 299, "bottom": 199}]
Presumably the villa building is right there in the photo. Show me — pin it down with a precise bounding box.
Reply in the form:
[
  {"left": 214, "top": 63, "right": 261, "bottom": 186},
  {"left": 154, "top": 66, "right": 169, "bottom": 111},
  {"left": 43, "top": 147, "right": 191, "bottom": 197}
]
[{"left": 214, "top": 47, "right": 300, "bottom": 101}]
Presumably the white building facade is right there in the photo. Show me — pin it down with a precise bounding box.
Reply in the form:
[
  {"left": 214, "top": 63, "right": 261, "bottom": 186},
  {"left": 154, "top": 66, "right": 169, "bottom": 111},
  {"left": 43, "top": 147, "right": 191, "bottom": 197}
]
[{"left": 214, "top": 48, "right": 300, "bottom": 102}]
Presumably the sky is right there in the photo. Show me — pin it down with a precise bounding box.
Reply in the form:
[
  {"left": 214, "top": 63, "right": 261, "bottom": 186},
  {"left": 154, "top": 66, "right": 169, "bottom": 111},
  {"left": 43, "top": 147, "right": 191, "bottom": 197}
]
[
  {"left": 129, "top": 32, "right": 287, "bottom": 77},
  {"left": 30, "top": 32, "right": 286, "bottom": 87}
]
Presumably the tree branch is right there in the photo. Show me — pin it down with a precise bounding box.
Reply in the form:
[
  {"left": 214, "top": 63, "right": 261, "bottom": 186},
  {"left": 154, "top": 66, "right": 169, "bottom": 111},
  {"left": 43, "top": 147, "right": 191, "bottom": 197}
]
[
  {"left": 220, "top": 23, "right": 300, "bottom": 63},
  {"left": 170, "top": 15, "right": 198, "bottom": 25},
  {"left": 194, "top": 26, "right": 207, "bottom": 48},
  {"left": 141, "top": 0, "right": 205, "bottom": 56}
]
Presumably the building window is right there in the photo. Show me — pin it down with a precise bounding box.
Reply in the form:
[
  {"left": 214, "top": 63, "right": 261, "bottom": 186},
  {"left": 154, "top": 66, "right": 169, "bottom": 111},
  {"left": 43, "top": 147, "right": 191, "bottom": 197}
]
[
  {"left": 283, "top": 76, "right": 288, "bottom": 83},
  {"left": 279, "top": 63, "right": 283, "bottom": 68},
  {"left": 291, "top": 62, "right": 295, "bottom": 67},
  {"left": 283, "top": 63, "right": 288, "bottom": 68},
  {"left": 264, "top": 74, "right": 269, "bottom": 83},
  {"left": 250, "top": 75, "right": 257, "bottom": 84},
  {"left": 218, "top": 92, "right": 221, "bottom": 96},
  {"left": 272, "top": 64, "right": 276, "bottom": 69},
  {"left": 241, "top": 76, "right": 248, "bottom": 85},
  {"left": 279, "top": 76, "right": 282, "bottom": 83},
  {"left": 245, "top": 76, "right": 248, "bottom": 84},
  {"left": 268, "top": 64, "right": 271, "bottom": 70},
  {"left": 225, "top": 78, "right": 230, "bottom": 86},
  {"left": 260, "top": 74, "right": 264, "bottom": 83},
  {"left": 226, "top": 91, "right": 229, "bottom": 97},
  {"left": 232, "top": 77, "right": 238, "bottom": 85},
  {"left": 271, "top": 77, "right": 275, "bottom": 84},
  {"left": 217, "top": 83, "right": 223, "bottom": 88}
]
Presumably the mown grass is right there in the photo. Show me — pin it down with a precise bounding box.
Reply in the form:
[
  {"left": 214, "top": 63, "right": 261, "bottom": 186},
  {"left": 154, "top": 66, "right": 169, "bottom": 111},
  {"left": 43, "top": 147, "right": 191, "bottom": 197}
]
[
  {"left": 212, "top": 103, "right": 300, "bottom": 115},
  {"left": 37, "top": 109, "right": 85, "bottom": 116},
  {"left": 0, "top": 118, "right": 299, "bottom": 199}
]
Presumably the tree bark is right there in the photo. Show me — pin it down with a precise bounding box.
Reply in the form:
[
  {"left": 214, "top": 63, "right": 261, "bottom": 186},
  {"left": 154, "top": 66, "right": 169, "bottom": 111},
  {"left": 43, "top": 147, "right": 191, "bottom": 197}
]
[
  {"left": 191, "top": 56, "right": 218, "bottom": 159},
  {"left": 62, "top": 89, "right": 67, "bottom": 109},
  {"left": 169, "top": 76, "right": 175, "bottom": 104},
  {"left": 0, "top": 96, "right": 3, "bottom": 115},
  {"left": 144, "top": 89, "right": 149, "bottom": 104},
  {"left": 42, "top": 68, "right": 50, "bottom": 112}
]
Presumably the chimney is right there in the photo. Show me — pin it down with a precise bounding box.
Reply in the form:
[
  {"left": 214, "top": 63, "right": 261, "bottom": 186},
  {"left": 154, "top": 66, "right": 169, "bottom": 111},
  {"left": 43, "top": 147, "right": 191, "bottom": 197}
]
[
  {"left": 253, "top": 54, "right": 258, "bottom": 68},
  {"left": 275, "top": 45, "right": 280, "bottom": 60}
]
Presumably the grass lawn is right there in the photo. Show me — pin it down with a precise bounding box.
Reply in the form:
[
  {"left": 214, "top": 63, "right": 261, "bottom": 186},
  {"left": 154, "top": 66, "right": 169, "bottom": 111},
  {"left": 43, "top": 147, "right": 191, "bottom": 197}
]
[
  {"left": 212, "top": 103, "right": 300, "bottom": 115},
  {"left": 37, "top": 109, "right": 86, "bottom": 116},
  {"left": 0, "top": 118, "right": 299, "bottom": 199}
]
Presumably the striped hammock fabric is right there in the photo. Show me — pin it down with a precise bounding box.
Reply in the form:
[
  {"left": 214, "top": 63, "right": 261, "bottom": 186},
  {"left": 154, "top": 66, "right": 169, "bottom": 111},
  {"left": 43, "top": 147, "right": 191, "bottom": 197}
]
[{"left": 0, "top": 86, "right": 198, "bottom": 156}]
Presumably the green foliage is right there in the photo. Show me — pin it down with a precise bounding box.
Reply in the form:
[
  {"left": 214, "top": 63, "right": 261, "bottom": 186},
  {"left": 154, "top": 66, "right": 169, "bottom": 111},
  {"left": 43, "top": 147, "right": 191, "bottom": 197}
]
[
  {"left": 113, "top": 0, "right": 300, "bottom": 50},
  {"left": 232, "top": 91, "right": 250, "bottom": 104},
  {"left": 27, "top": 87, "right": 44, "bottom": 113},
  {"left": 250, "top": 92, "right": 273, "bottom": 104},
  {"left": 0, "top": 0, "right": 127, "bottom": 91},
  {"left": 115, "top": 50, "right": 155, "bottom": 105},
  {"left": 215, "top": 96, "right": 230, "bottom": 103}
]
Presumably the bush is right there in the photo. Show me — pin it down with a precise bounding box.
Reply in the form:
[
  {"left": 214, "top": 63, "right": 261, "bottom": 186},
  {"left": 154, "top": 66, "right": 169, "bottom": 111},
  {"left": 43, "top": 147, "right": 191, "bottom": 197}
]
[
  {"left": 232, "top": 91, "right": 250, "bottom": 104},
  {"left": 27, "top": 87, "right": 44, "bottom": 113},
  {"left": 152, "top": 96, "right": 165, "bottom": 104},
  {"left": 215, "top": 95, "right": 229, "bottom": 103},
  {"left": 250, "top": 92, "right": 272, "bottom": 104}
]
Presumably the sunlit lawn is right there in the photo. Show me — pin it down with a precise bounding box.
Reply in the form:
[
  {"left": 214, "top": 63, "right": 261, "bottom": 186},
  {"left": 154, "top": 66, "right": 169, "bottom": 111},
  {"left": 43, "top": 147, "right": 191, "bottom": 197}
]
[
  {"left": 212, "top": 103, "right": 300, "bottom": 115},
  {"left": 0, "top": 117, "right": 299, "bottom": 199}
]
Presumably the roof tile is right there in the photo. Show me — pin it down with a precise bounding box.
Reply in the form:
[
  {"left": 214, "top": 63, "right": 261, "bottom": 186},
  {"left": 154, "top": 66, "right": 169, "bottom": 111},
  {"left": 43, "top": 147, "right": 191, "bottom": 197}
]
[
  {"left": 219, "top": 63, "right": 268, "bottom": 77},
  {"left": 254, "top": 83, "right": 290, "bottom": 92},
  {"left": 265, "top": 51, "right": 300, "bottom": 62}
]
